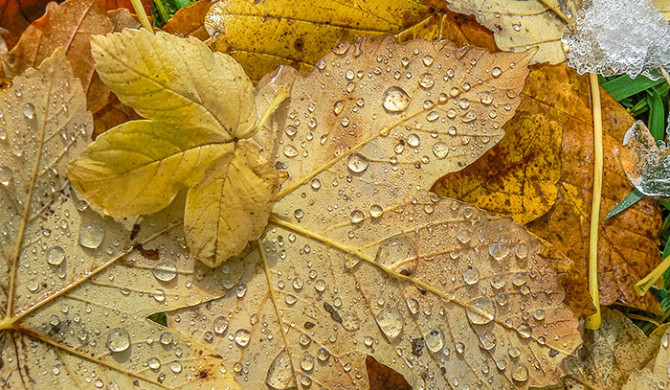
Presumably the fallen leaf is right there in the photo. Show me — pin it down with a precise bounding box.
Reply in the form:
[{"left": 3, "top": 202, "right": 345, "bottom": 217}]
[
  {"left": 623, "top": 325, "right": 670, "bottom": 389},
  {"left": 366, "top": 356, "right": 411, "bottom": 390},
  {"left": 434, "top": 63, "right": 663, "bottom": 313},
  {"left": 0, "top": 0, "right": 54, "bottom": 50},
  {"left": 560, "top": 308, "right": 665, "bottom": 389},
  {"left": 106, "top": 0, "right": 151, "bottom": 14},
  {"left": 203, "top": 0, "right": 498, "bottom": 82},
  {"left": 68, "top": 29, "right": 279, "bottom": 266},
  {"left": 0, "top": 48, "right": 237, "bottom": 389},
  {"left": 446, "top": 0, "right": 579, "bottom": 65},
  {"left": 1, "top": 0, "right": 139, "bottom": 117},
  {"left": 163, "top": 0, "right": 212, "bottom": 40},
  {"left": 620, "top": 120, "right": 670, "bottom": 197},
  {"left": 165, "top": 36, "right": 582, "bottom": 389}
]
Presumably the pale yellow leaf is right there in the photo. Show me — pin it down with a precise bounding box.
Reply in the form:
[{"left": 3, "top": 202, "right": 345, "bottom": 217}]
[
  {"left": 90, "top": 28, "right": 257, "bottom": 139},
  {"left": 185, "top": 140, "right": 280, "bottom": 267},
  {"left": 623, "top": 326, "right": 670, "bottom": 390},
  {"left": 166, "top": 36, "right": 582, "bottom": 389},
  {"left": 0, "top": 49, "right": 238, "bottom": 389},
  {"left": 447, "top": 0, "right": 579, "bottom": 64}
]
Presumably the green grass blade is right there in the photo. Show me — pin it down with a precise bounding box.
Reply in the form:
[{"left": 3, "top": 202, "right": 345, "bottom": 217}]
[
  {"left": 601, "top": 75, "right": 665, "bottom": 101},
  {"left": 647, "top": 91, "right": 666, "bottom": 140},
  {"left": 603, "top": 189, "right": 646, "bottom": 220}
]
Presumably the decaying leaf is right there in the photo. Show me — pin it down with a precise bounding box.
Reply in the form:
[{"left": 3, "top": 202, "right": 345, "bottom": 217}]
[
  {"left": 164, "top": 36, "right": 583, "bottom": 389},
  {"left": 203, "top": 0, "right": 499, "bottom": 82},
  {"left": 0, "top": 0, "right": 135, "bottom": 113},
  {"left": 620, "top": 120, "right": 670, "bottom": 197},
  {"left": 446, "top": 0, "right": 579, "bottom": 65},
  {"left": 623, "top": 326, "right": 670, "bottom": 389},
  {"left": 163, "top": 0, "right": 212, "bottom": 40},
  {"left": 0, "top": 49, "right": 237, "bottom": 389},
  {"left": 559, "top": 308, "right": 665, "bottom": 389},
  {"left": 434, "top": 63, "right": 663, "bottom": 313},
  {"left": 0, "top": 0, "right": 53, "bottom": 50},
  {"left": 68, "top": 29, "right": 279, "bottom": 266}
]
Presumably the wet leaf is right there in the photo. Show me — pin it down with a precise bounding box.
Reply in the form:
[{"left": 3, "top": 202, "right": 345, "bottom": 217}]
[
  {"left": 620, "top": 120, "right": 670, "bottom": 197},
  {"left": 167, "top": 36, "right": 582, "bottom": 389},
  {"left": 163, "top": 0, "right": 212, "bottom": 40},
  {"left": 203, "top": 0, "right": 498, "bottom": 82},
  {"left": 434, "top": 63, "right": 663, "bottom": 313},
  {"left": 446, "top": 0, "right": 579, "bottom": 65},
  {"left": 559, "top": 308, "right": 665, "bottom": 389},
  {"left": 0, "top": 0, "right": 54, "bottom": 50},
  {"left": 0, "top": 49, "right": 236, "bottom": 389},
  {"left": 623, "top": 326, "right": 670, "bottom": 389},
  {"left": 2, "top": 0, "right": 118, "bottom": 113},
  {"left": 68, "top": 29, "right": 279, "bottom": 266}
]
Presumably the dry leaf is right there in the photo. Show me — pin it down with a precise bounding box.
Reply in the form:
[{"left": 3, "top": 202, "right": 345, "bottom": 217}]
[
  {"left": 446, "top": 0, "right": 579, "bottom": 65},
  {"left": 163, "top": 0, "right": 212, "bottom": 40},
  {"left": 203, "top": 0, "right": 498, "bottom": 82},
  {"left": 68, "top": 29, "right": 279, "bottom": 266},
  {"left": 434, "top": 62, "right": 663, "bottom": 313},
  {"left": 165, "top": 36, "right": 582, "bottom": 389},
  {"left": 560, "top": 308, "right": 665, "bottom": 389},
  {"left": 105, "top": 0, "right": 151, "bottom": 15},
  {"left": 0, "top": 49, "right": 237, "bottom": 389},
  {"left": 623, "top": 326, "right": 670, "bottom": 389},
  {"left": 3, "top": 0, "right": 111, "bottom": 111},
  {"left": 0, "top": 0, "right": 53, "bottom": 50},
  {"left": 366, "top": 356, "right": 411, "bottom": 390}
]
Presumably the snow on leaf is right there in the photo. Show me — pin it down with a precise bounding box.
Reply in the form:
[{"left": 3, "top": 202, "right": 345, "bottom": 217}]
[
  {"left": 563, "top": 0, "right": 670, "bottom": 79},
  {"left": 446, "top": 0, "right": 580, "bottom": 65},
  {"left": 0, "top": 49, "right": 238, "bottom": 389},
  {"left": 620, "top": 120, "right": 670, "bottom": 197},
  {"left": 68, "top": 29, "right": 279, "bottom": 266},
  {"left": 166, "top": 36, "right": 581, "bottom": 389}
]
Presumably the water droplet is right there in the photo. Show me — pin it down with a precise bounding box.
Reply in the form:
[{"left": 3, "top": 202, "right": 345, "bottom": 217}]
[
  {"left": 153, "top": 260, "right": 177, "bottom": 282},
  {"left": 0, "top": 166, "right": 12, "bottom": 186},
  {"left": 46, "top": 246, "right": 65, "bottom": 266},
  {"left": 79, "top": 220, "right": 105, "bottom": 249},
  {"left": 136, "top": 356, "right": 156, "bottom": 373},
  {"left": 462, "top": 266, "right": 480, "bottom": 285},
  {"left": 480, "top": 92, "right": 493, "bottom": 105},
  {"left": 423, "top": 55, "right": 434, "bottom": 66},
  {"left": 333, "top": 100, "right": 344, "bottom": 115},
  {"left": 466, "top": 297, "right": 496, "bottom": 325},
  {"left": 213, "top": 316, "right": 228, "bottom": 335},
  {"left": 455, "top": 342, "right": 465, "bottom": 354},
  {"left": 22, "top": 103, "right": 35, "bottom": 119},
  {"left": 515, "top": 243, "right": 529, "bottom": 259},
  {"left": 490, "top": 274, "right": 505, "bottom": 289},
  {"left": 347, "top": 153, "right": 369, "bottom": 173},
  {"left": 508, "top": 346, "right": 521, "bottom": 358},
  {"left": 456, "top": 229, "right": 471, "bottom": 244},
  {"left": 316, "top": 347, "right": 330, "bottom": 362},
  {"left": 479, "top": 331, "right": 497, "bottom": 350},
  {"left": 491, "top": 67, "right": 502, "bottom": 78},
  {"left": 489, "top": 236, "right": 511, "bottom": 260},
  {"left": 315, "top": 279, "right": 326, "bottom": 293},
  {"left": 106, "top": 328, "right": 130, "bottom": 353},
  {"left": 310, "top": 178, "right": 321, "bottom": 190},
  {"left": 426, "top": 111, "right": 439, "bottom": 122},
  {"left": 517, "top": 323, "right": 532, "bottom": 338},
  {"left": 160, "top": 332, "right": 173, "bottom": 345},
  {"left": 419, "top": 73, "right": 434, "bottom": 89},
  {"left": 235, "top": 329, "right": 251, "bottom": 347},
  {"left": 0, "top": 128, "right": 6, "bottom": 141},
  {"left": 663, "top": 334, "right": 669, "bottom": 349},
  {"left": 300, "top": 353, "right": 315, "bottom": 371},
  {"left": 294, "top": 209, "right": 304, "bottom": 220},
  {"left": 512, "top": 365, "right": 529, "bottom": 383},
  {"left": 283, "top": 145, "right": 298, "bottom": 158},
  {"left": 382, "top": 86, "right": 411, "bottom": 113},
  {"left": 26, "top": 278, "right": 39, "bottom": 292},
  {"left": 425, "top": 329, "right": 444, "bottom": 353},
  {"left": 369, "top": 204, "right": 384, "bottom": 218},
  {"left": 512, "top": 22, "right": 522, "bottom": 31},
  {"left": 350, "top": 209, "right": 365, "bottom": 224},
  {"left": 533, "top": 309, "right": 546, "bottom": 321},
  {"left": 407, "top": 134, "right": 420, "bottom": 147},
  {"left": 375, "top": 307, "right": 404, "bottom": 341},
  {"left": 375, "top": 234, "right": 418, "bottom": 275},
  {"left": 170, "top": 361, "right": 182, "bottom": 373},
  {"left": 333, "top": 41, "right": 350, "bottom": 55},
  {"left": 407, "top": 298, "right": 419, "bottom": 314},
  {"left": 432, "top": 142, "right": 449, "bottom": 159}
]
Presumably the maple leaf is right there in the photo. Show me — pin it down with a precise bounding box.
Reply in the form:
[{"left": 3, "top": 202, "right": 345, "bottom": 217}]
[
  {"left": 160, "top": 35, "right": 583, "bottom": 389},
  {"left": 434, "top": 63, "right": 663, "bottom": 313},
  {"left": 0, "top": 49, "right": 237, "bottom": 389},
  {"left": 67, "top": 29, "right": 280, "bottom": 267},
  {"left": 201, "top": 0, "right": 497, "bottom": 82}
]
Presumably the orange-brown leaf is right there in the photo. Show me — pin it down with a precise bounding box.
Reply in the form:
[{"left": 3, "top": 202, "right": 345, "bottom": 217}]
[
  {"left": 434, "top": 63, "right": 663, "bottom": 313},
  {"left": 163, "top": 0, "right": 212, "bottom": 40},
  {"left": 0, "top": 0, "right": 55, "bottom": 50}
]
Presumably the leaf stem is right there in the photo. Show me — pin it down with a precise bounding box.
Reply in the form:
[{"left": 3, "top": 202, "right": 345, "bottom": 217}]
[
  {"left": 253, "top": 86, "right": 291, "bottom": 137},
  {"left": 537, "top": 0, "right": 572, "bottom": 25},
  {"left": 635, "top": 254, "right": 670, "bottom": 296},
  {"left": 585, "top": 73, "right": 603, "bottom": 330},
  {"left": 130, "top": 0, "right": 153, "bottom": 32},
  {"left": 153, "top": 0, "right": 171, "bottom": 26}
]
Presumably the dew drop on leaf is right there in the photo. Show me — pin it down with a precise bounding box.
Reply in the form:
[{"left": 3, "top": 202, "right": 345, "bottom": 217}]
[
  {"left": 466, "top": 297, "right": 496, "bottom": 325},
  {"left": 462, "top": 266, "right": 480, "bottom": 285},
  {"left": 148, "top": 357, "right": 161, "bottom": 370},
  {"left": 347, "top": 153, "right": 369, "bottom": 173},
  {"left": 374, "top": 234, "right": 418, "bottom": 275},
  {"left": 169, "top": 361, "right": 182, "bottom": 373},
  {"left": 381, "top": 86, "right": 411, "bottom": 113},
  {"left": 159, "top": 331, "right": 173, "bottom": 345},
  {"left": 512, "top": 365, "right": 529, "bottom": 383},
  {"left": 22, "top": 103, "right": 35, "bottom": 119},
  {"left": 0, "top": 166, "right": 12, "bottom": 185},
  {"left": 78, "top": 219, "right": 105, "bottom": 249},
  {"left": 106, "top": 328, "right": 130, "bottom": 353},
  {"left": 266, "top": 352, "right": 295, "bottom": 390},
  {"left": 369, "top": 204, "right": 384, "bottom": 218},
  {"left": 432, "top": 142, "right": 449, "bottom": 159},
  {"left": 425, "top": 329, "right": 444, "bottom": 353},
  {"left": 375, "top": 307, "right": 404, "bottom": 342},
  {"left": 152, "top": 260, "right": 177, "bottom": 282},
  {"left": 350, "top": 209, "right": 365, "bottom": 224},
  {"left": 235, "top": 329, "right": 251, "bottom": 347},
  {"left": 46, "top": 246, "right": 65, "bottom": 266}
]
